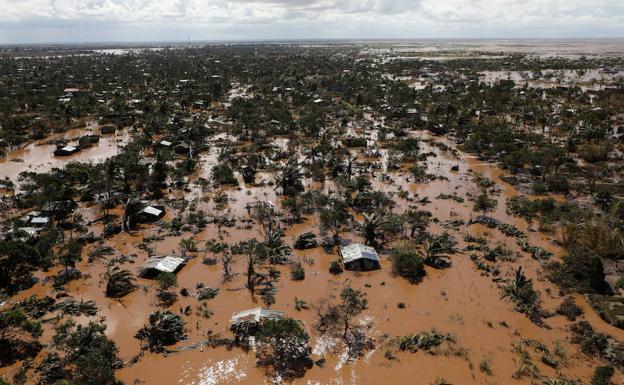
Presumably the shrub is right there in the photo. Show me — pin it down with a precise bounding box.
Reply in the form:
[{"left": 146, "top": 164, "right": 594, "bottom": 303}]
[
  {"left": 290, "top": 262, "right": 305, "bottom": 281},
  {"left": 329, "top": 260, "right": 343, "bottom": 275},
  {"left": 556, "top": 297, "right": 584, "bottom": 321},
  {"left": 591, "top": 365, "right": 614, "bottom": 385},
  {"left": 391, "top": 249, "right": 426, "bottom": 284}
]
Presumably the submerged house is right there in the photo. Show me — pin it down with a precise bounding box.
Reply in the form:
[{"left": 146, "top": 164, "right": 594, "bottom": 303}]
[
  {"left": 23, "top": 211, "right": 50, "bottom": 227},
  {"left": 139, "top": 256, "right": 186, "bottom": 278},
  {"left": 340, "top": 243, "right": 381, "bottom": 271},
  {"left": 230, "top": 307, "right": 286, "bottom": 334},
  {"left": 53, "top": 145, "right": 80, "bottom": 156},
  {"left": 137, "top": 205, "right": 165, "bottom": 223},
  {"left": 100, "top": 125, "right": 116, "bottom": 134},
  {"left": 78, "top": 134, "right": 100, "bottom": 148}
]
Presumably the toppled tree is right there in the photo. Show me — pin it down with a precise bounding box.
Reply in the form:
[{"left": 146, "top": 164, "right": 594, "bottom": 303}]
[
  {"left": 135, "top": 310, "right": 187, "bottom": 352},
  {"left": 256, "top": 318, "right": 312, "bottom": 380}
]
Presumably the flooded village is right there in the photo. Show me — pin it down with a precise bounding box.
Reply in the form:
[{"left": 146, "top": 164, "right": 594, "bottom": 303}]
[{"left": 1, "top": 40, "right": 624, "bottom": 385}]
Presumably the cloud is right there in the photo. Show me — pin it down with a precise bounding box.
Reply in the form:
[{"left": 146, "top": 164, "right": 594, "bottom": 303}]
[{"left": 0, "top": 0, "right": 622, "bottom": 43}]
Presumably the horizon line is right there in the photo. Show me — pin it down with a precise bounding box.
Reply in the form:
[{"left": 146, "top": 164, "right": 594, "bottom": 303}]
[{"left": 3, "top": 37, "right": 624, "bottom": 48}]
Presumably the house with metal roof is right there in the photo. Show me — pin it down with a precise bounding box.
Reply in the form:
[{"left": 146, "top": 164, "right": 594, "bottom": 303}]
[
  {"left": 230, "top": 307, "right": 286, "bottom": 334},
  {"left": 137, "top": 205, "right": 165, "bottom": 222},
  {"left": 340, "top": 243, "right": 381, "bottom": 271},
  {"left": 53, "top": 145, "right": 80, "bottom": 156},
  {"left": 139, "top": 256, "right": 186, "bottom": 278}
]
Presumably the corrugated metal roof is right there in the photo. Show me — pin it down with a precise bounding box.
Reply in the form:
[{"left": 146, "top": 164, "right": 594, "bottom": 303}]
[
  {"left": 340, "top": 243, "right": 380, "bottom": 263},
  {"left": 230, "top": 307, "right": 285, "bottom": 324},
  {"left": 141, "top": 206, "right": 163, "bottom": 217},
  {"left": 143, "top": 256, "right": 185, "bottom": 273}
]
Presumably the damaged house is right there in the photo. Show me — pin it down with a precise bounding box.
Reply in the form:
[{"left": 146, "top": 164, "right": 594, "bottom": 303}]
[{"left": 230, "top": 307, "right": 286, "bottom": 335}]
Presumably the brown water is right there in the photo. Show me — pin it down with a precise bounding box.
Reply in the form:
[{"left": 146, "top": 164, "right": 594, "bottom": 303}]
[
  {"left": 0, "top": 127, "right": 131, "bottom": 181},
  {"left": 0, "top": 128, "right": 618, "bottom": 385}
]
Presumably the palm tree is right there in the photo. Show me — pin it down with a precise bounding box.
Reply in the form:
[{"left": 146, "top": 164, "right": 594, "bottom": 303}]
[
  {"left": 355, "top": 213, "right": 386, "bottom": 248},
  {"left": 500, "top": 267, "right": 538, "bottom": 313},
  {"left": 105, "top": 269, "right": 136, "bottom": 298},
  {"left": 275, "top": 156, "right": 303, "bottom": 196}
]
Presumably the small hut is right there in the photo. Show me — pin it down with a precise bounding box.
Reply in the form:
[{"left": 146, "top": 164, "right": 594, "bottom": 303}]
[
  {"left": 139, "top": 256, "right": 186, "bottom": 278},
  {"left": 53, "top": 145, "right": 80, "bottom": 156},
  {"left": 230, "top": 307, "right": 285, "bottom": 335},
  {"left": 340, "top": 243, "right": 381, "bottom": 271},
  {"left": 137, "top": 205, "right": 165, "bottom": 222}
]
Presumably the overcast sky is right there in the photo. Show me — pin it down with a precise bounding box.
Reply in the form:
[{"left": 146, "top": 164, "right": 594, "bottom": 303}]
[{"left": 1, "top": 0, "right": 623, "bottom": 44}]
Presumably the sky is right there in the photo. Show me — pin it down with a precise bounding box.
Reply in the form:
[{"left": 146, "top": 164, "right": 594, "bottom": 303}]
[{"left": 0, "top": 0, "right": 624, "bottom": 44}]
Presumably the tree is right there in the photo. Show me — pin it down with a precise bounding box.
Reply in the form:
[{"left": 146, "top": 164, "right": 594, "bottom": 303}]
[
  {"left": 473, "top": 192, "right": 497, "bottom": 217},
  {"left": 319, "top": 197, "right": 350, "bottom": 245},
  {"left": 316, "top": 284, "right": 368, "bottom": 340},
  {"left": 404, "top": 208, "right": 432, "bottom": 239},
  {"left": 233, "top": 239, "right": 263, "bottom": 292},
  {"left": 275, "top": 156, "right": 303, "bottom": 196},
  {"left": 135, "top": 310, "right": 186, "bottom": 352},
  {"left": 549, "top": 247, "right": 610, "bottom": 295},
  {"left": 51, "top": 320, "right": 120, "bottom": 385},
  {"left": 105, "top": 269, "right": 136, "bottom": 298},
  {"left": 354, "top": 213, "right": 387, "bottom": 247},
  {"left": 206, "top": 239, "right": 235, "bottom": 281},
  {"left": 58, "top": 240, "right": 83, "bottom": 275},
  {"left": 0, "top": 307, "right": 42, "bottom": 366},
  {"left": 256, "top": 318, "right": 312, "bottom": 380},
  {"left": 0, "top": 240, "right": 38, "bottom": 294}
]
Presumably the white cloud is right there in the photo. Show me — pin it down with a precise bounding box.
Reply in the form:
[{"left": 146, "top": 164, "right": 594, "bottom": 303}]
[{"left": 0, "top": 0, "right": 622, "bottom": 43}]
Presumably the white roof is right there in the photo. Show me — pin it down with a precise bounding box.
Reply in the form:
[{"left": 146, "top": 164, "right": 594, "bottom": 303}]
[
  {"left": 230, "top": 307, "right": 285, "bottom": 324},
  {"left": 160, "top": 140, "right": 172, "bottom": 147},
  {"left": 30, "top": 216, "right": 50, "bottom": 224},
  {"left": 340, "top": 243, "right": 380, "bottom": 264},
  {"left": 144, "top": 256, "right": 185, "bottom": 273},
  {"left": 140, "top": 206, "right": 163, "bottom": 216},
  {"left": 61, "top": 145, "right": 77, "bottom": 152}
]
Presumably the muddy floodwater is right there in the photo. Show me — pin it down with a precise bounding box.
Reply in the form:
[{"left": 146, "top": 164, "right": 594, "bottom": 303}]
[
  {"left": 0, "top": 127, "right": 131, "bottom": 181},
  {"left": 1, "top": 123, "right": 621, "bottom": 385}
]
